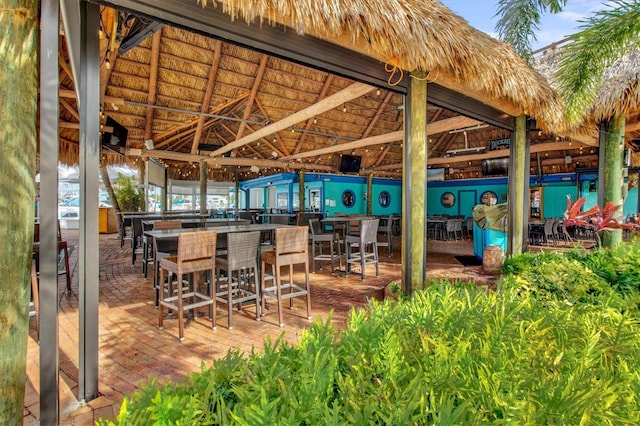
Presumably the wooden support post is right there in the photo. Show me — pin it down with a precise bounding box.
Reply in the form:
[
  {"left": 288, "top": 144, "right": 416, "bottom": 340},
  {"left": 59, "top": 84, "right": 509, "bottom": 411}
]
[
  {"left": 402, "top": 70, "right": 428, "bottom": 293},
  {"left": 508, "top": 114, "right": 527, "bottom": 256}
]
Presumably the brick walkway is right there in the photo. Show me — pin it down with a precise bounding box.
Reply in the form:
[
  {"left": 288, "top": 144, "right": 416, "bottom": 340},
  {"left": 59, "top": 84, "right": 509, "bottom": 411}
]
[{"left": 23, "top": 229, "right": 482, "bottom": 425}]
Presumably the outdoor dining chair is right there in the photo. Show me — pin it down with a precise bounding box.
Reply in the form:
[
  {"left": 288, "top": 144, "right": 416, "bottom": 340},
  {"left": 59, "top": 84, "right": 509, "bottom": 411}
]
[
  {"left": 158, "top": 230, "right": 217, "bottom": 341},
  {"left": 309, "top": 218, "right": 342, "bottom": 272},
  {"left": 376, "top": 214, "right": 395, "bottom": 256},
  {"left": 215, "top": 231, "right": 261, "bottom": 329},
  {"left": 345, "top": 218, "right": 380, "bottom": 280},
  {"left": 143, "top": 220, "right": 182, "bottom": 278},
  {"left": 260, "top": 226, "right": 311, "bottom": 327}
]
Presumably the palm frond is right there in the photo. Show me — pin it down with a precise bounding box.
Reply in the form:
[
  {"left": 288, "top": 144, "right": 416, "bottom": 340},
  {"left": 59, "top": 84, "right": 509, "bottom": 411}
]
[
  {"left": 556, "top": 0, "right": 640, "bottom": 121},
  {"left": 495, "top": 0, "right": 567, "bottom": 61}
]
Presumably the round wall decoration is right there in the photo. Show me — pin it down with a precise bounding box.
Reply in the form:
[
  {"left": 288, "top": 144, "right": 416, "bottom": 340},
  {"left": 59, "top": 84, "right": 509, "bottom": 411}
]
[
  {"left": 441, "top": 192, "right": 455, "bottom": 208},
  {"left": 341, "top": 189, "right": 356, "bottom": 207},
  {"left": 378, "top": 191, "right": 391, "bottom": 207}
]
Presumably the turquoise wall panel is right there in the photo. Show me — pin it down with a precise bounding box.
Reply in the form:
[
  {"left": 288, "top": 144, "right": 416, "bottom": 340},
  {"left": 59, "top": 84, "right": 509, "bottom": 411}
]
[
  {"left": 323, "top": 181, "right": 366, "bottom": 216},
  {"left": 623, "top": 186, "right": 638, "bottom": 216},
  {"left": 371, "top": 183, "right": 402, "bottom": 215},
  {"left": 542, "top": 183, "right": 577, "bottom": 219},
  {"left": 427, "top": 183, "right": 508, "bottom": 217}
]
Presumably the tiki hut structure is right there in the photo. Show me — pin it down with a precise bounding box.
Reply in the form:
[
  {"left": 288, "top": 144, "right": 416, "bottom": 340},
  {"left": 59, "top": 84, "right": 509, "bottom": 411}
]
[
  {"left": 53, "top": 0, "right": 576, "bottom": 182},
  {"left": 36, "top": 2, "right": 599, "bottom": 418}
]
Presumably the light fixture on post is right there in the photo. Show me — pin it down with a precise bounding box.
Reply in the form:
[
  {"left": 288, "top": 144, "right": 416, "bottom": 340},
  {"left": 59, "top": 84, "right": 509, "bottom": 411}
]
[
  {"left": 565, "top": 155, "right": 572, "bottom": 164},
  {"left": 144, "top": 139, "right": 154, "bottom": 150}
]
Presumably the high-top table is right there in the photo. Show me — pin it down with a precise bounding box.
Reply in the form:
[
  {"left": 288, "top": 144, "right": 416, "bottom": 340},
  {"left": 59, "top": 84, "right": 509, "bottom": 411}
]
[{"left": 146, "top": 223, "right": 296, "bottom": 305}]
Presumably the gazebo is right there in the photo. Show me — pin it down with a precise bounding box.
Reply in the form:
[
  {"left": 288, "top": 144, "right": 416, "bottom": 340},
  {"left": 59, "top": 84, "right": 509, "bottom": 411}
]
[{"left": 18, "top": 0, "right": 582, "bottom": 422}]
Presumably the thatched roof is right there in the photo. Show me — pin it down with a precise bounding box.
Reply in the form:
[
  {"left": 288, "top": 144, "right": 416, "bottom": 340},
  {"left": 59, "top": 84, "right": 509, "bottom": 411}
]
[
  {"left": 206, "top": 0, "right": 564, "bottom": 131},
  {"left": 54, "top": 1, "right": 617, "bottom": 181},
  {"left": 535, "top": 43, "right": 640, "bottom": 166}
]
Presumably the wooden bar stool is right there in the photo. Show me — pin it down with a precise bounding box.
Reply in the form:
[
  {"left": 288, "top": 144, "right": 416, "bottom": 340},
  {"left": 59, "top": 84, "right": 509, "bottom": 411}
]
[
  {"left": 260, "top": 226, "right": 311, "bottom": 327},
  {"left": 158, "top": 230, "right": 217, "bottom": 341}
]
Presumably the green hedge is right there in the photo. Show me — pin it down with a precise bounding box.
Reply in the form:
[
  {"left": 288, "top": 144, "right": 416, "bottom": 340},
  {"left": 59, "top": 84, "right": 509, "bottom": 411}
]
[{"left": 102, "top": 278, "right": 640, "bottom": 424}]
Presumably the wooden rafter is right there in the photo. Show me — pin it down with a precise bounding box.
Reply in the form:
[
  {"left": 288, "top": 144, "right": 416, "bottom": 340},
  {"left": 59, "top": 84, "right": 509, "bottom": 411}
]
[
  {"left": 293, "top": 74, "right": 334, "bottom": 154},
  {"left": 152, "top": 94, "right": 249, "bottom": 149},
  {"left": 283, "top": 116, "right": 482, "bottom": 161},
  {"left": 144, "top": 30, "right": 163, "bottom": 141},
  {"left": 234, "top": 54, "right": 268, "bottom": 142},
  {"left": 208, "top": 82, "right": 376, "bottom": 158},
  {"left": 140, "top": 149, "right": 335, "bottom": 171},
  {"left": 191, "top": 40, "right": 223, "bottom": 154},
  {"left": 218, "top": 123, "right": 265, "bottom": 159},
  {"left": 60, "top": 99, "right": 79, "bottom": 121}
]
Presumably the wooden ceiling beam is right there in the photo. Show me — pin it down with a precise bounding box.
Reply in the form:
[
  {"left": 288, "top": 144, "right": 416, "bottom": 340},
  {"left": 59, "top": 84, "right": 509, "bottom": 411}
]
[
  {"left": 143, "top": 30, "right": 163, "bottom": 141},
  {"left": 428, "top": 141, "right": 588, "bottom": 165},
  {"left": 207, "top": 81, "right": 376, "bottom": 157},
  {"left": 60, "top": 99, "right": 79, "bottom": 121},
  {"left": 139, "top": 148, "right": 335, "bottom": 171},
  {"left": 59, "top": 89, "right": 124, "bottom": 106},
  {"left": 284, "top": 131, "right": 403, "bottom": 160},
  {"left": 284, "top": 116, "right": 482, "bottom": 161},
  {"left": 235, "top": 54, "right": 268, "bottom": 142},
  {"left": 191, "top": 40, "right": 223, "bottom": 154}
]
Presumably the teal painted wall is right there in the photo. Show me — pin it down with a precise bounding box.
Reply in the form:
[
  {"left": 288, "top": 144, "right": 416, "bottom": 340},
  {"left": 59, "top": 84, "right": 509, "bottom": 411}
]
[
  {"left": 371, "top": 183, "right": 402, "bottom": 216},
  {"left": 323, "top": 181, "right": 366, "bottom": 216},
  {"left": 624, "top": 186, "right": 638, "bottom": 216},
  {"left": 427, "top": 183, "right": 508, "bottom": 217},
  {"left": 541, "top": 183, "right": 577, "bottom": 219}
]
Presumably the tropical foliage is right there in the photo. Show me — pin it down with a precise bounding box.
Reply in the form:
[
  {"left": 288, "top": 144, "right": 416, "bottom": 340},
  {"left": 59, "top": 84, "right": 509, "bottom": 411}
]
[
  {"left": 101, "top": 238, "right": 640, "bottom": 424},
  {"left": 563, "top": 196, "right": 636, "bottom": 246},
  {"left": 498, "top": 0, "right": 640, "bottom": 120},
  {"left": 113, "top": 174, "right": 145, "bottom": 213}
]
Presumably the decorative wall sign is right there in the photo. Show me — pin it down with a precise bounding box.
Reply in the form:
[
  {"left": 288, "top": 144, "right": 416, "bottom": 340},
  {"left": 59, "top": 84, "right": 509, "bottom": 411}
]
[
  {"left": 378, "top": 191, "right": 391, "bottom": 207},
  {"left": 489, "top": 137, "right": 510, "bottom": 151},
  {"left": 341, "top": 189, "right": 356, "bottom": 207},
  {"left": 441, "top": 192, "right": 455, "bottom": 208}
]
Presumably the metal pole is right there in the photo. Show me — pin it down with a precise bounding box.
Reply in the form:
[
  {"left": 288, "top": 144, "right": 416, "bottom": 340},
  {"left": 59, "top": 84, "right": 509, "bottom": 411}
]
[
  {"left": 78, "top": 1, "right": 100, "bottom": 402},
  {"left": 200, "top": 160, "right": 208, "bottom": 216},
  {"left": 40, "top": 0, "right": 60, "bottom": 422}
]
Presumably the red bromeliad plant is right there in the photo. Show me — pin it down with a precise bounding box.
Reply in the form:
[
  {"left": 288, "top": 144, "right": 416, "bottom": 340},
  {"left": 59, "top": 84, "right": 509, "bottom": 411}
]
[{"left": 563, "top": 196, "right": 636, "bottom": 246}]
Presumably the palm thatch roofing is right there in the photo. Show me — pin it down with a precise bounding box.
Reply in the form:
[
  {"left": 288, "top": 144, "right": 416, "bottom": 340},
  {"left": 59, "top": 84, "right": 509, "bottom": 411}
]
[
  {"left": 535, "top": 41, "right": 640, "bottom": 167},
  {"left": 54, "top": 0, "right": 635, "bottom": 182}
]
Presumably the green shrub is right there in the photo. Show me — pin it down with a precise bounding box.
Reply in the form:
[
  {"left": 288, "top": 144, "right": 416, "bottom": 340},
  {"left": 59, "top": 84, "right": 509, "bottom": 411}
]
[
  {"left": 101, "top": 283, "right": 640, "bottom": 425},
  {"left": 114, "top": 174, "right": 145, "bottom": 212}
]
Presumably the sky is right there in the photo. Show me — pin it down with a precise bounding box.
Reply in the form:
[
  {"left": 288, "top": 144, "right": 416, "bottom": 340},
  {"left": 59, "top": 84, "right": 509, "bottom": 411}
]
[{"left": 440, "top": 0, "right": 610, "bottom": 50}]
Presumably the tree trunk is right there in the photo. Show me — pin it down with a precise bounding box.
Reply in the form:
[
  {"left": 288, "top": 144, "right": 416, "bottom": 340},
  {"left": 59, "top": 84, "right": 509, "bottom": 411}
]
[
  {"left": 601, "top": 115, "right": 625, "bottom": 248},
  {"left": 0, "top": 1, "right": 39, "bottom": 422},
  {"left": 100, "top": 163, "right": 122, "bottom": 234}
]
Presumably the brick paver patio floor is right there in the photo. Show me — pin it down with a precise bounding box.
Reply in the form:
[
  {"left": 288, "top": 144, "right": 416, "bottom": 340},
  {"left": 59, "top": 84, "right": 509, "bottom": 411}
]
[{"left": 23, "top": 228, "right": 484, "bottom": 425}]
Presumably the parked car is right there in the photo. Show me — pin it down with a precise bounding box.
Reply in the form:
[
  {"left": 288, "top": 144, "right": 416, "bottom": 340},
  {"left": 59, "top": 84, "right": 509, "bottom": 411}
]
[{"left": 58, "top": 195, "right": 112, "bottom": 220}]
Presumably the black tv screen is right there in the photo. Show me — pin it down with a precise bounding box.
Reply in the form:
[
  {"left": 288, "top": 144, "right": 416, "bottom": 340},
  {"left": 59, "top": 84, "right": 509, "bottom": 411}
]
[
  {"left": 102, "top": 117, "right": 128, "bottom": 154},
  {"left": 339, "top": 155, "right": 362, "bottom": 173},
  {"left": 481, "top": 158, "right": 509, "bottom": 176}
]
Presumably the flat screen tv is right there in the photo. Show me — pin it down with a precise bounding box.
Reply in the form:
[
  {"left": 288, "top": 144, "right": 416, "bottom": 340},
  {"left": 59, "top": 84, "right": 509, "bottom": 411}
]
[
  {"left": 339, "top": 155, "right": 362, "bottom": 173},
  {"left": 481, "top": 158, "right": 509, "bottom": 176},
  {"left": 101, "top": 117, "right": 128, "bottom": 154}
]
